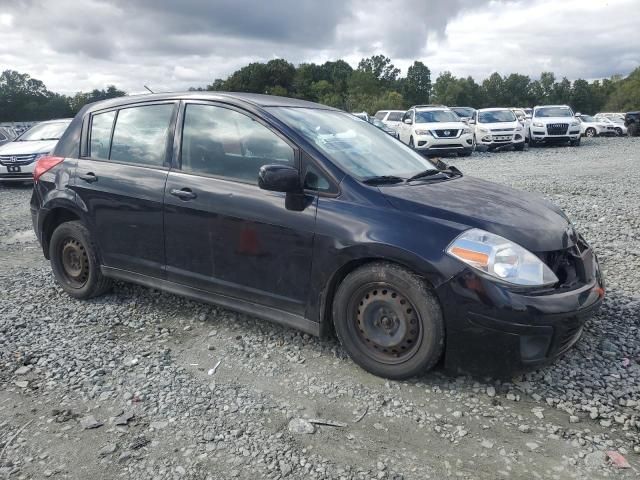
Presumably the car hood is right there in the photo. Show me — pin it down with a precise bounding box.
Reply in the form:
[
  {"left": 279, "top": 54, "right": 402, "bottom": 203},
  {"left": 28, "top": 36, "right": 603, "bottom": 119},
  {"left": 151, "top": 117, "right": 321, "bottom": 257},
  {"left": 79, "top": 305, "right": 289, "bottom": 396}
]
[
  {"left": 0, "top": 140, "right": 57, "bottom": 155},
  {"left": 416, "top": 122, "right": 467, "bottom": 130},
  {"left": 477, "top": 121, "right": 520, "bottom": 130},
  {"left": 532, "top": 117, "right": 575, "bottom": 124},
  {"left": 380, "top": 175, "right": 574, "bottom": 252}
]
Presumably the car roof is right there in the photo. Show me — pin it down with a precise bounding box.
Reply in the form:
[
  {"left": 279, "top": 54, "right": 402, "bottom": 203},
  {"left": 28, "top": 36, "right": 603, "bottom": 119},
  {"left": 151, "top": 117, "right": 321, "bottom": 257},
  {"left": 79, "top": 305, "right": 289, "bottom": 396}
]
[
  {"left": 534, "top": 105, "right": 571, "bottom": 109},
  {"left": 35, "top": 118, "right": 74, "bottom": 124},
  {"left": 477, "top": 107, "right": 512, "bottom": 112},
  {"left": 84, "top": 92, "right": 337, "bottom": 114},
  {"left": 414, "top": 106, "right": 451, "bottom": 111}
]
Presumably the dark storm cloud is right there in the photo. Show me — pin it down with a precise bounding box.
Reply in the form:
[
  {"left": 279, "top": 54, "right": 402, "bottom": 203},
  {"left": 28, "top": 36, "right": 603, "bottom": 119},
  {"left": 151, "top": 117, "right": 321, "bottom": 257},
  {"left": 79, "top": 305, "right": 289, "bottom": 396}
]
[{"left": 0, "top": 0, "right": 638, "bottom": 93}]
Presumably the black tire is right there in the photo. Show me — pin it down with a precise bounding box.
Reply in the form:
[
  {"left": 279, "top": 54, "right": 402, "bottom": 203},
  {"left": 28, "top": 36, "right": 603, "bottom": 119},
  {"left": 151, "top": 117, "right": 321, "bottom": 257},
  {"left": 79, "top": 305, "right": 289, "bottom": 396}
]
[
  {"left": 409, "top": 136, "right": 415, "bottom": 149},
  {"left": 49, "top": 220, "right": 112, "bottom": 299},
  {"left": 585, "top": 127, "right": 596, "bottom": 138},
  {"left": 615, "top": 127, "right": 623, "bottom": 136},
  {"left": 570, "top": 137, "right": 581, "bottom": 147},
  {"left": 514, "top": 142, "right": 525, "bottom": 151},
  {"left": 457, "top": 149, "right": 472, "bottom": 157},
  {"left": 332, "top": 262, "right": 444, "bottom": 379},
  {"left": 629, "top": 124, "right": 639, "bottom": 137}
]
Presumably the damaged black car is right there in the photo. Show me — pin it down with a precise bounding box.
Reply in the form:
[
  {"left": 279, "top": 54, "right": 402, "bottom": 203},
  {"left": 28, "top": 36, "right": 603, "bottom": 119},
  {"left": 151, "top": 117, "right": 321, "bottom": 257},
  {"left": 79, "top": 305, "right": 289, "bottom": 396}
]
[{"left": 31, "top": 92, "right": 604, "bottom": 379}]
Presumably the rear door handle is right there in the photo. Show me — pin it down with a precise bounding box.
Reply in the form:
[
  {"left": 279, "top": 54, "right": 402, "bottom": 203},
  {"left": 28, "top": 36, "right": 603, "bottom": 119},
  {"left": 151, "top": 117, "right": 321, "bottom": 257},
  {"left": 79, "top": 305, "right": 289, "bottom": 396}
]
[
  {"left": 79, "top": 172, "right": 98, "bottom": 183},
  {"left": 170, "top": 188, "right": 197, "bottom": 200}
]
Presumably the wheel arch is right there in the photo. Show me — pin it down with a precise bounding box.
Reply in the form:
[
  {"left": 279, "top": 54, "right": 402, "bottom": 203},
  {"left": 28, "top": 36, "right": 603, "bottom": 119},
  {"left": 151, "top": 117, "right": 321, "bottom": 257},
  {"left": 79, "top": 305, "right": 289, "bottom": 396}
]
[
  {"left": 316, "top": 247, "right": 449, "bottom": 337},
  {"left": 40, "top": 205, "right": 87, "bottom": 259}
]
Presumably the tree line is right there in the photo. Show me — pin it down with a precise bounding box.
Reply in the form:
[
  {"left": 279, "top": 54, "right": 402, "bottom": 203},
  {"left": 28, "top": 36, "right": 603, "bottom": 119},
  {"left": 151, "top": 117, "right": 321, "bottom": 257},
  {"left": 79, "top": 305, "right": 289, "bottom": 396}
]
[{"left": 1, "top": 56, "right": 639, "bottom": 122}]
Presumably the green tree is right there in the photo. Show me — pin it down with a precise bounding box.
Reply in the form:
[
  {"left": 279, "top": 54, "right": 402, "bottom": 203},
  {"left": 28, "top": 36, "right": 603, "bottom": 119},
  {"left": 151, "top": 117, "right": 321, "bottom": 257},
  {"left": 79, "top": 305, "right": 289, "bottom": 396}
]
[
  {"left": 357, "top": 55, "right": 400, "bottom": 86},
  {"left": 403, "top": 61, "right": 431, "bottom": 106}
]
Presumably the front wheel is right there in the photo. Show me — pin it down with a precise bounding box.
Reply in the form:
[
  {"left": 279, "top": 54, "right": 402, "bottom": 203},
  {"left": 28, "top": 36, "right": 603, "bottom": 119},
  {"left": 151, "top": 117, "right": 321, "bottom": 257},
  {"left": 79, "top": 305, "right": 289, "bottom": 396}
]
[
  {"left": 514, "top": 142, "right": 525, "bottom": 151},
  {"left": 615, "top": 127, "right": 623, "bottom": 136},
  {"left": 570, "top": 137, "right": 581, "bottom": 147},
  {"left": 332, "top": 262, "right": 444, "bottom": 379},
  {"left": 585, "top": 127, "right": 596, "bottom": 138},
  {"left": 49, "top": 221, "right": 112, "bottom": 299},
  {"left": 409, "top": 136, "right": 415, "bottom": 149}
]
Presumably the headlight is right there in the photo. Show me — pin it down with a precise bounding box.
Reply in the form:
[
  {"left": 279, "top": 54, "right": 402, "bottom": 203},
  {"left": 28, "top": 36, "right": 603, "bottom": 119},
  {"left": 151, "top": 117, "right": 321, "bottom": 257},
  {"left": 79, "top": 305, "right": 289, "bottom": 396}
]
[
  {"left": 34, "top": 153, "right": 50, "bottom": 161},
  {"left": 477, "top": 127, "right": 489, "bottom": 133},
  {"left": 446, "top": 229, "right": 558, "bottom": 286},
  {"left": 533, "top": 122, "right": 544, "bottom": 128},
  {"left": 414, "top": 129, "right": 431, "bottom": 136},
  {"left": 515, "top": 124, "right": 523, "bottom": 130},
  {"left": 462, "top": 128, "right": 471, "bottom": 134},
  {"left": 570, "top": 121, "right": 579, "bottom": 127}
]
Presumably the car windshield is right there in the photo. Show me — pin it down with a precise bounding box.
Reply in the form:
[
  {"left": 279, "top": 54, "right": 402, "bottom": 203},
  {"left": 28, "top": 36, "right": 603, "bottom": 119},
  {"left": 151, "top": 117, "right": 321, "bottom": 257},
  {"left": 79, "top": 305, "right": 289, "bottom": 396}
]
[
  {"left": 17, "top": 121, "right": 70, "bottom": 141},
  {"left": 451, "top": 107, "right": 475, "bottom": 118},
  {"left": 580, "top": 115, "right": 596, "bottom": 122},
  {"left": 534, "top": 107, "right": 572, "bottom": 118},
  {"left": 268, "top": 107, "right": 437, "bottom": 180},
  {"left": 478, "top": 110, "right": 516, "bottom": 123},
  {"left": 415, "top": 110, "right": 460, "bottom": 123},
  {"left": 387, "top": 112, "right": 404, "bottom": 121}
]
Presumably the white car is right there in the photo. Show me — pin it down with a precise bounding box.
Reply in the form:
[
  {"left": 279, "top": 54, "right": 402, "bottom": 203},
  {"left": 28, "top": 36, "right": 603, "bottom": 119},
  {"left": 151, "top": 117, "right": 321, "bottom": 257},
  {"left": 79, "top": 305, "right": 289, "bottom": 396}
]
[
  {"left": 576, "top": 114, "right": 617, "bottom": 137},
  {"left": 595, "top": 116, "right": 628, "bottom": 136},
  {"left": 528, "top": 105, "right": 581, "bottom": 146},
  {"left": 595, "top": 112, "right": 625, "bottom": 122},
  {"left": 0, "top": 119, "right": 72, "bottom": 182},
  {"left": 352, "top": 112, "right": 370, "bottom": 122},
  {"left": 471, "top": 108, "right": 526, "bottom": 151},
  {"left": 397, "top": 106, "right": 474, "bottom": 156},
  {"left": 373, "top": 110, "right": 406, "bottom": 132}
]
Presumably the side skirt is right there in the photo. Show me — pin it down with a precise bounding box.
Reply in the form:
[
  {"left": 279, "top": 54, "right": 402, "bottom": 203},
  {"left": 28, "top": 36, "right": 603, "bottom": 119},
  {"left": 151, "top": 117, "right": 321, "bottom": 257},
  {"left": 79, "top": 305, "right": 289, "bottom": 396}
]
[{"left": 101, "top": 266, "right": 321, "bottom": 336}]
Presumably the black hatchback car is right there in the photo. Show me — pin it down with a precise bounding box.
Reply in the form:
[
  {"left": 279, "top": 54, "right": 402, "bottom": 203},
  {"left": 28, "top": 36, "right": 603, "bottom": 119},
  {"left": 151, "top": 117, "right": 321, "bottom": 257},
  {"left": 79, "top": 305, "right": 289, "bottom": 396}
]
[{"left": 31, "top": 92, "right": 604, "bottom": 379}]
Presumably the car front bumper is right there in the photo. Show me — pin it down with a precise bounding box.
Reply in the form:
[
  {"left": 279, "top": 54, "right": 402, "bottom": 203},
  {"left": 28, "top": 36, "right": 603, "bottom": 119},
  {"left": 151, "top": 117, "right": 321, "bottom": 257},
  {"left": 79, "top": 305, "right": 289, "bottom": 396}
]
[
  {"left": 436, "top": 249, "right": 605, "bottom": 377},
  {"left": 530, "top": 130, "right": 581, "bottom": 142},
  {"left": 0, "top": 164, "right": 35, "bottom": 182},
  {"left": 413, "top": 134, "right": 474, "bottom": 155},
  {"left": 477, "top": 133, "right": 526, "bottom": 148}
]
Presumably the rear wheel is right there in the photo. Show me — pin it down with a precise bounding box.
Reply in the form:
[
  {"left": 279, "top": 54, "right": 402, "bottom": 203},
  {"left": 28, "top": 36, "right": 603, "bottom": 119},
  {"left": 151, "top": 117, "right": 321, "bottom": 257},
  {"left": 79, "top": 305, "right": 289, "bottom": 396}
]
[
  {"left": 615, "top": 127, "right": 623, "bottom": 136},
  {"left": 585, "top": 127, "right": 596, "bottom": 138},
  {"left": 49, "top": 221, "right": 112, "bottom": 299},
  {"left": 332, "top": 262, "right": 444, "bottom": 379}
]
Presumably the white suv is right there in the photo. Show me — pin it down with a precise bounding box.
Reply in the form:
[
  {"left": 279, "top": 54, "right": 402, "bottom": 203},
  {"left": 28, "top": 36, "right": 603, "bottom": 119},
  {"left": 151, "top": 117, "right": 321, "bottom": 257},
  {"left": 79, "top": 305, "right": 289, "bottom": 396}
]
[
  {"left": 373, "top": 110, "right": 406, "bottom": 133},
  {"left": 528, "top": 105, "right": 581, "bottom": 146},
  {"left": 471, "top": 108, "right": 526, "bottom": 151},
  {"left": 397, "top": 106, "right": 474, "bottom": 156}
]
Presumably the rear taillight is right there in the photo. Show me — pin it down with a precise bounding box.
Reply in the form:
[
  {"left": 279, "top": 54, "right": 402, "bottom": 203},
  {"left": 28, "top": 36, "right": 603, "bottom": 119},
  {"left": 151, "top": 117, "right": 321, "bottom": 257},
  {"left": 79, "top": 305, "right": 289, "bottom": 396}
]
[{"left": 33, "top": 156, "right": 64, "bottom": 182}]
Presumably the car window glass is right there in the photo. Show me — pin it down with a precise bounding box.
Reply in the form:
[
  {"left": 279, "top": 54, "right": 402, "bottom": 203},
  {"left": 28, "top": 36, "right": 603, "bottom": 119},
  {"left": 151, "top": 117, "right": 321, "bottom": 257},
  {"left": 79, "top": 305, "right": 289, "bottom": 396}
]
[
  {"left": 304, "top": 162, "right": 332, "bottom": 192},
  {"left": 0, "top": 132, "right": 6, "bottom": 141},
  {"left": 181, "top": 104, "right": 295, "bottom": 184},
  {"left": 374, "top": 111, "right": 387, "bottom": 120},
  {"left": 387, "top": 112, "right": 403, "bottom": 121},
  {"left": 110, "top": 104, "right": 175, "bottom": 166},
  {"left": 90, "top": 111, "right": 116, "bottom": 160}
]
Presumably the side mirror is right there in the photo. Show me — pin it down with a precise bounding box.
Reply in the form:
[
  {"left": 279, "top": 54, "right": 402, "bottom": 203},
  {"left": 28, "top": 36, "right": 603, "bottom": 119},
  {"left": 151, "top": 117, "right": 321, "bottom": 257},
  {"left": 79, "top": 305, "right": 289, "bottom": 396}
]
[
  {"left": 403, "top": 118, "right": 412, "bottom": 125},
  {"left": 468, "top": 119, "right": 476, "bottom": 125},
  {"left": 525, "top": 115, "right": 531, "bottom": 120},
  {"left": 258, "top": 164, "right": 301, "bottom": 193}
]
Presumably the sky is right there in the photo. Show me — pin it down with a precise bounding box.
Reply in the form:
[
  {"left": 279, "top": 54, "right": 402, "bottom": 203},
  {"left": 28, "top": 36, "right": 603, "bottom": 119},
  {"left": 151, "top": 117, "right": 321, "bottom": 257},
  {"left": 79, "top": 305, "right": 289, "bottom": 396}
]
[{"left": 1, "top": 0, "right": 638, "bottom": 94}]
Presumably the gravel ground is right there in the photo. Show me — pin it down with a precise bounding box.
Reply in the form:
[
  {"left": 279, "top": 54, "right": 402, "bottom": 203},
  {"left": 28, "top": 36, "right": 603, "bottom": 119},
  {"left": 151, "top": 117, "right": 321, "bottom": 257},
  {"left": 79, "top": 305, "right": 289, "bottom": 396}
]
[{"left": 0, "top": 136, "right": 638, "bottom": 479}]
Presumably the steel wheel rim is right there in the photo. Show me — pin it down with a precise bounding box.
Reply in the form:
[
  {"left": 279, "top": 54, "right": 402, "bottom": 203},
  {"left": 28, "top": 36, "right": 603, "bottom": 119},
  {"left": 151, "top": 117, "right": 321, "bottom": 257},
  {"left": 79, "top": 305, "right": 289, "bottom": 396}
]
[
  {"left": 60, "top": 237, "right": 89, "bottom": 288},
  {"left": 349, "top": 283, "right": 422, "bottom": 365}
]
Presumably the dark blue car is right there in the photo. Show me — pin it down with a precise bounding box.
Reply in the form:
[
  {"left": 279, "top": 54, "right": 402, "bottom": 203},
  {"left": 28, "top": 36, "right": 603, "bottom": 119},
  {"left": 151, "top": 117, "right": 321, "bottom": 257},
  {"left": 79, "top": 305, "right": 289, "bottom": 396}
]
[{"left": 30, "top": 92, "right": 604, "bottom": 378}]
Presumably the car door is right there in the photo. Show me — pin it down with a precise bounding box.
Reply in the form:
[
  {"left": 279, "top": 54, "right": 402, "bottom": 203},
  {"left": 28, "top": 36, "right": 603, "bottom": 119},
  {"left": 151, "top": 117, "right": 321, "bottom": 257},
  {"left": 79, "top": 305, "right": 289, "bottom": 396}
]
[
  {"left": 163, "top": 101, "right": 317, "bottom": 316},
  {"left": 74, "top": 102, "right": 177, "bottom": 277}
]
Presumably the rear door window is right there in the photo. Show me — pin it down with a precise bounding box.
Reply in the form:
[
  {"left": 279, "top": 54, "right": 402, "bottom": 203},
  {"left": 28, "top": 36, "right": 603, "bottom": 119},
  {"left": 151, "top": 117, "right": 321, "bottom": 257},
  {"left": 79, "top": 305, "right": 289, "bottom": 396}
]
[
  {"left": 374, "top": 111, "right": 388, "bottom": 120},
  {"left": 181, "top": 104, "right": 295, "bottom": 184},
  {"left": 90, "top": 111, "right": 116, "bottom": 160},
  {"left": 110, "top": 104, "right": 175, "bottom": 167}
]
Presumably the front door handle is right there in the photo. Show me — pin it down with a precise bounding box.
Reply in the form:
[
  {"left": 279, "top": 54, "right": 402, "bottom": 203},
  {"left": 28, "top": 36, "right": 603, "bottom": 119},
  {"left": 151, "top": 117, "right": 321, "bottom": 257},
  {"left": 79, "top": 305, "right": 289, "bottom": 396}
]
[
  {"left": 170, "top": 188, "right": 197, "bottom": 200},
  {"left": 79, "top": 172, "right": 98, "bottom": 183}
]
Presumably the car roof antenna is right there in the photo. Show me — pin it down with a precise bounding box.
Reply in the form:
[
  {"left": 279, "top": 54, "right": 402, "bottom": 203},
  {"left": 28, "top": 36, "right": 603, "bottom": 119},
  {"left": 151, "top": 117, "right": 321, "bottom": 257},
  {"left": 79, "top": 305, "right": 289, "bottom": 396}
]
[{"left": 143, "top": 85, "right": 155, "bottom": 94}]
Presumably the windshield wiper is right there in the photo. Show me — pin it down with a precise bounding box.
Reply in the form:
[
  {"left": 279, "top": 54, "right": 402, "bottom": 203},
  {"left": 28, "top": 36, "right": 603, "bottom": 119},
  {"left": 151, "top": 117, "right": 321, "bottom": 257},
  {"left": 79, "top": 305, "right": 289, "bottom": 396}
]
[
  {"left": 406, "top": 165, "right": 462, "bottom": 183},
  {"left": 362, "top": 175, "right": 405, "bottom": 185},
  {"left": 37, "top": 137, "right": 60, "bottom": 141}
]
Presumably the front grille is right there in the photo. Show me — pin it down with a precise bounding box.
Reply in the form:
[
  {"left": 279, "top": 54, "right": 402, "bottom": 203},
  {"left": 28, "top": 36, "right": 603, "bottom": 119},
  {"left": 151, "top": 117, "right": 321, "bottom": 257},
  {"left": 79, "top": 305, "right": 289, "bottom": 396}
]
[
  {"left": 0, "top": 154, "right": 37, "bottom": 166},
  {"left": 538, "top": 235, "right": 591, "bottom": 290},
  {"left": 490, "top": 128, "right": 515, "bottom": 132},
  {"left": 546, "top": 123, "right": 568, "bottom": 135},
  {"left": 432, "top": 129, "right": 460, "bottom": 138}
]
